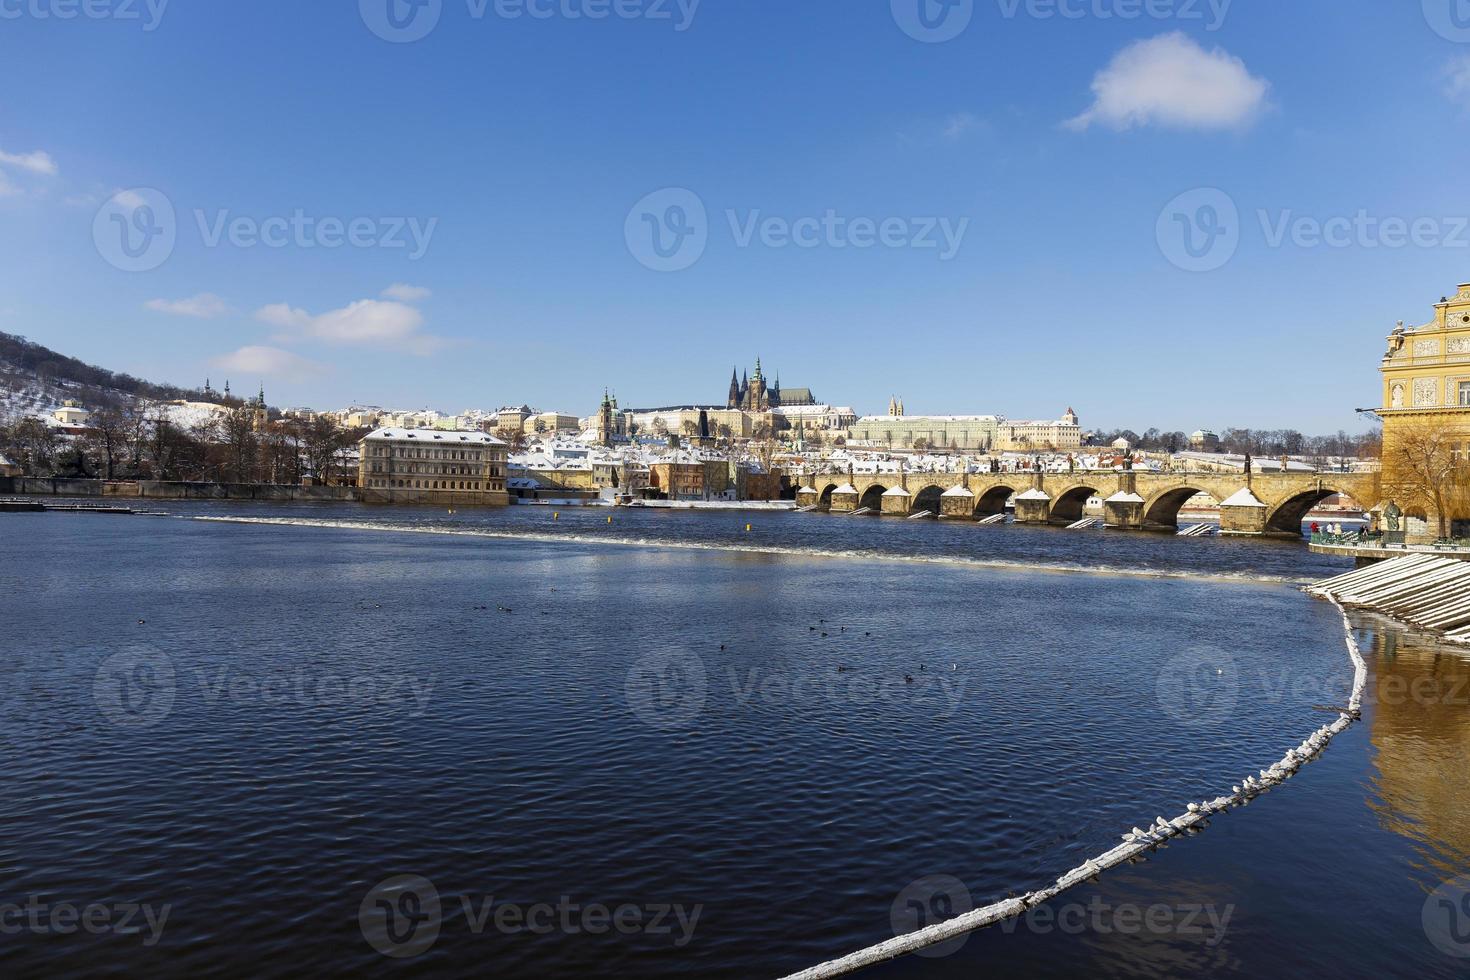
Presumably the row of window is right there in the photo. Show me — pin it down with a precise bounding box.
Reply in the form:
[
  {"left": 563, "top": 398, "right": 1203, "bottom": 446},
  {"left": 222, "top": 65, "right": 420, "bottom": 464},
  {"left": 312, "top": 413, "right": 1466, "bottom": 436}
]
[
  {"left": 366, "top": 478, "right": 505, "bottom": 491},
  {"left": 370, "top": 445, "right": 498, "bottom": 461},
  {"left": 368, "top": 463, "right": 495, "bottom": 477}
]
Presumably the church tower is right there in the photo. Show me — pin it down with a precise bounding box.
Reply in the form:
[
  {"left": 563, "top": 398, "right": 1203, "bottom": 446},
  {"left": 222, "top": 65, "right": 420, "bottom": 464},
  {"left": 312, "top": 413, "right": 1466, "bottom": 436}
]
[
  {"left": 598, "top": 389, "right": 615, "bottom": 447},
  {"left": 728, "top": 367, "right": 740, "bottom": 409},
  {"left": 751, "top": 357, "right": 767, "bottom": 411}
]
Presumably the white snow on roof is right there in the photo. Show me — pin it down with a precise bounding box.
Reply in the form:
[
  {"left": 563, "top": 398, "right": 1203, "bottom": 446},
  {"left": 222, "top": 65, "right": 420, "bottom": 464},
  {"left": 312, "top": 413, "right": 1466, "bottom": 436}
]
[
  {"left": 941, "top": 485, "right": 974, "bottom": 497},
  {"left": 834, "top": 484, "right": 858, "bottom": 494},
  {"left": 1220, "top": 488, "right": 1266, "bottom": 508},
  {"left": 365, "top": 427, "right": 506, "bottom": 446},
  {"left": 797, "top": 486, "right": 817, "bottom": 494},
  {"left": 882, "top": 486, "right": 911, "bottom": 496},
  {"left": 1016, "top": 488, "right": 1051, "bottom": 500},
  {"left": 1105, "top": 491, "right": 1145, "bottom": 504}
]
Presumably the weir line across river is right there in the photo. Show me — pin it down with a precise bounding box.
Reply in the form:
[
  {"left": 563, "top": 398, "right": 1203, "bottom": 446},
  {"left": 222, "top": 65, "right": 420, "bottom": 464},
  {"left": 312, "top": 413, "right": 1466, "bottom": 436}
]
[{"left": 780, "top": 590, "right": 1369, "bottom": 979}]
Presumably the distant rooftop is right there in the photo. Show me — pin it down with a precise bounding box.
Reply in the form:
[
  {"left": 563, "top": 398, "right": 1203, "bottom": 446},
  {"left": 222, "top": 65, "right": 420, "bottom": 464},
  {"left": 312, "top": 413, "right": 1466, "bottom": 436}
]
[{"left": 364, "top": 427, "right": 505, "bottom": 445}]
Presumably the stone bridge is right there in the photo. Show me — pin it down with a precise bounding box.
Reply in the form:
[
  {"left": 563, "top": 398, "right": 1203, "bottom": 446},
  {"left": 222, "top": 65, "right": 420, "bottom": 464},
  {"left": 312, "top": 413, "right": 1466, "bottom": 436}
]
[{"left": 795, "top": 469, "right": 1378, "bottom": 537}]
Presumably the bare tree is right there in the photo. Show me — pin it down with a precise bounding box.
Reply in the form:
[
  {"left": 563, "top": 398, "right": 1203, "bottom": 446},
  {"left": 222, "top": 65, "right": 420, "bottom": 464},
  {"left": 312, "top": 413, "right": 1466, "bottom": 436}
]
[
  {"left": 1381, "top": 418, "right": 1467, "bottom": 539},
  {"left": 87, "top": 402, "right": 142, "bottom": 480},
  {"left": 302, "top": 416, "right": 353, "bottom": 485},
  {"left": 3, "top": 418, "right": 60, "bottom": 475}
]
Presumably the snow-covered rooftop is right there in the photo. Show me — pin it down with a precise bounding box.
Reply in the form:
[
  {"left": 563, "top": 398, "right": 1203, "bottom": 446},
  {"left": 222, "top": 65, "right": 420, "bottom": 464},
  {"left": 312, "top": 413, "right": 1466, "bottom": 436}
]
[
  {"left": 1219, "top": 488, "right": 1266, "bottom": 508},
  {"left": 365, "top": 427, "right": 506, "bottom": 445}
]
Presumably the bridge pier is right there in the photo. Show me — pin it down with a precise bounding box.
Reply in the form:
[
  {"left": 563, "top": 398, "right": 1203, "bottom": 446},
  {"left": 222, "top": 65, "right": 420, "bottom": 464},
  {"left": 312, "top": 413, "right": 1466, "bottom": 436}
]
[
  {"left": 1102, "top": 473, "right": 1146, "bottom": 530},
  {"left": 830, "top": 484, "right": 858, "bottom": 513},
  {"left": 881, "top": 486, "right": 911, "bottom": 516},
  {"left": 1219, "top": 487, "right": 1269, "bottom": 536},
  {"left": 1014, "top": 488, "right": 1051, "bottom": 524},
  {"left": 1103, "top": 493, "right": 1146, "bottom": 529},
  {"left": 939, "top": 486, "right": 974, "bottom": 518}
]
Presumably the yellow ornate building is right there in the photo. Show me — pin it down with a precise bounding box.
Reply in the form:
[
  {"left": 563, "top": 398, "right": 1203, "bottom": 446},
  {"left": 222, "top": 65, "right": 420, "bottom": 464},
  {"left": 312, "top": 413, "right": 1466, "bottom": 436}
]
[
  {"left": 1381, "top": 282, "right": 1470, "bottom": 416},
  {"left": 1378, "top": 280, "right": 1470, "bottom": 535}
]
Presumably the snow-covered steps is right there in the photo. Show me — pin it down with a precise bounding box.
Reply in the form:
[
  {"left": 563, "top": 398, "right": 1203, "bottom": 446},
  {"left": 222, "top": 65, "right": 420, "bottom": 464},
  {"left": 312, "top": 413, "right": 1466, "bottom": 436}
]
[{"left": 1307, "top": 554, "right": 1470, "bottom": 644}]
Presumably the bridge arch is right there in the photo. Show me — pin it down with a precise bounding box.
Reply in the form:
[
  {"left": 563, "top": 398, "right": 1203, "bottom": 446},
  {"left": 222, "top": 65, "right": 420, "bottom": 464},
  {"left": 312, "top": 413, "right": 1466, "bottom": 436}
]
[
  {"left": 1266, "top": 488, "right": 1364, "bottom": 536},
  {"left": 1049, "top": 484, "right": 1101, "bottom": 524},
  {"left": 818, "top": 483, "right": 839, "bottom": 510},
  {"left": 974, "top": 485, "right": 1019, "bottom": 518},
  {"left": 1143, "top": 486, "right": 1212, "bottom": 531},
  {"left": 859, "top": 484, "right": 888, "bottom": 512},
  {"left": 912, "top": 485, "right": 945, "bottom": 516}
]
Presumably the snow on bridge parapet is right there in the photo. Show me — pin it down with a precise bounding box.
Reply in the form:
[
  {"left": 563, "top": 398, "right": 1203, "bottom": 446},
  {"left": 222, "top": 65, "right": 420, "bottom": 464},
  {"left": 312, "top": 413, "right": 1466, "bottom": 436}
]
[{"left": 796, "top": 469, "right": 1375, "bottom": 535}]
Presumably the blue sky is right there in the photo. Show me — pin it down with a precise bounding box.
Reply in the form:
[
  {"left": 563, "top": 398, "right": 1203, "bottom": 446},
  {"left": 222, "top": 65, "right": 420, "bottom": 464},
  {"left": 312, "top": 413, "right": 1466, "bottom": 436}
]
[{"left": 3, "top": 0, "right": 1470, "bottom": 432}]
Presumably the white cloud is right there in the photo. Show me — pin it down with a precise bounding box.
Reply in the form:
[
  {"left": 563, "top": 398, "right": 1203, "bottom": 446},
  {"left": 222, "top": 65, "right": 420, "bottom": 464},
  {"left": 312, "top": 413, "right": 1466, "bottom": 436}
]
[
  {"left": 256, "top": 297, "right": 441, "bottom": 354},
  {"left": 1447, "top": 57, "right": 1470, "bottom": 110},
  {"left": 382, "top": 282, "right": 432, "bottom": 302},
  {"left": 145, "top": 293, "right": 230, "bottom": 318},
  {"left": 943, "top": 113, "right": 979, "bottom": 140},
  {"left": 0, "top": 147, "right": 58, "bottom": 176},
  {"left": 0, "top": 172, "right": 17, "bottom": 198},
  {"left": 212, "top": 345, "right": 324, "bottom": 381},
  {"left": 1066, "top": 33, "right": 1270, "bottom": 132},
  {"left": 113, "top": 188, "right": 148, "bottom": 209}
]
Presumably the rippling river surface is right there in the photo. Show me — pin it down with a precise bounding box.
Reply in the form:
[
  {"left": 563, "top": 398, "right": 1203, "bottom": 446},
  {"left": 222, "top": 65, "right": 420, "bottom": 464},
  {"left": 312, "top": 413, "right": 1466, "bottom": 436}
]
[{"left": 2, "top": 503, "right": 1467, "bottom": 977}]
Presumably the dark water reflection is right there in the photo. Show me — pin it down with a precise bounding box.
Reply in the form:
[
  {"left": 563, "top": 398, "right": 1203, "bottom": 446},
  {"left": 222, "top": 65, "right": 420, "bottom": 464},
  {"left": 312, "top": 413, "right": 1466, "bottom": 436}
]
[{"left": 0, "top": 505, "right": 1465, "bottom": 977}]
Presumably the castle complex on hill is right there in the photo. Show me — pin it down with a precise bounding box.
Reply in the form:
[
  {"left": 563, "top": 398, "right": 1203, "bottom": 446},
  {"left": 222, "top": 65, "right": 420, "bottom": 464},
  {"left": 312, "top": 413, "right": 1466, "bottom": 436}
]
[{"left": 726, "top": 359, "right": 816, "bottom": 412}]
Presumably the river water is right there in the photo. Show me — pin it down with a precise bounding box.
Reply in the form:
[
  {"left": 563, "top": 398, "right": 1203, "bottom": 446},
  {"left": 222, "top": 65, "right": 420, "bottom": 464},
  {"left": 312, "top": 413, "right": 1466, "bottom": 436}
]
[{"left": 1, "top": 503, "right": 1466, "bottom": 977}]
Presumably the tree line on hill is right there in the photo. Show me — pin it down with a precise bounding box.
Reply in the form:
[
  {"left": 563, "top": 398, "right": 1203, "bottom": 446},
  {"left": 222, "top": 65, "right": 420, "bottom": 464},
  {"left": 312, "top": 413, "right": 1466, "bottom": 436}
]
[
  {"left": 1, "top": 401, "right": 361, "bottom": 485},
  {"left": 0, "top": 331, "right": 217, "bottom": 406}
]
